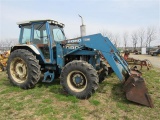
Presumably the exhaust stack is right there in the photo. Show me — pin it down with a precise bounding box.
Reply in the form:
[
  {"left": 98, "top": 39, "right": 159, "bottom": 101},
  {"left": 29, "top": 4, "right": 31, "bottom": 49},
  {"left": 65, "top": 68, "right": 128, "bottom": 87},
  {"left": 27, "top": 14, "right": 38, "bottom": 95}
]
[{"left": 79, "top": 15, "right": 86, "bottom": 37}]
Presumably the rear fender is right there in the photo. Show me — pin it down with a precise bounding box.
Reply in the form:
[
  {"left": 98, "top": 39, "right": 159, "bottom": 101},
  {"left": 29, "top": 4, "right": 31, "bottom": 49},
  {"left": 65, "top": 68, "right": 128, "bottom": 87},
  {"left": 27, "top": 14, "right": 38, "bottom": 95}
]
[
  {"left": 11, "top": 44, "right": 44, "bottom": 64},
  {"left": 11, "top": 44, "right": 40, "bottom": 54}
]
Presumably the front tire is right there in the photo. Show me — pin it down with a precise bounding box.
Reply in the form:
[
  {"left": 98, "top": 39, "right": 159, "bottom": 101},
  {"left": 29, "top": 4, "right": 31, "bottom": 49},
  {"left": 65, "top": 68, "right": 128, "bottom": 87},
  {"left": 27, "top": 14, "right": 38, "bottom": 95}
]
[
  {"left": 60, "top": 60, "right": 99, "bottom": 99},
  {"left": 7, "top": 49, "right": 41, "bottom": 89}
]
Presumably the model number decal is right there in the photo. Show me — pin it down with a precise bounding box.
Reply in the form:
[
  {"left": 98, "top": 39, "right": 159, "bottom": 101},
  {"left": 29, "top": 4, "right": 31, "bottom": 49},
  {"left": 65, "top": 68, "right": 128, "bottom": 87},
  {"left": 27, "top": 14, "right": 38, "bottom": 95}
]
[
  {"left": 65, "top": 45, "right": 80, "bottom": 49},
  {"left": 83, "top": 38, "right": 90, "bottom": 41}
]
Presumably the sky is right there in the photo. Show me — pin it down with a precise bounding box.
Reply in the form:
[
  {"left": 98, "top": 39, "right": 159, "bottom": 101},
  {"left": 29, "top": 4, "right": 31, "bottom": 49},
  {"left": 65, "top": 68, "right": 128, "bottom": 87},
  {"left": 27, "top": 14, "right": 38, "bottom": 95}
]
[{"left": 0, "top": 0, "right": 159, "bottom": 46}]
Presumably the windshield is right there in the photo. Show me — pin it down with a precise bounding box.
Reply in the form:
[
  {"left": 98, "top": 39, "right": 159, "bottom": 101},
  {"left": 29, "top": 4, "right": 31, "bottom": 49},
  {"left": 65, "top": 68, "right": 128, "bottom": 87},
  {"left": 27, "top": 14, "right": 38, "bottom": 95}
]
[{"left": 50, "top": 25, "right": 66, "bottom": 42}]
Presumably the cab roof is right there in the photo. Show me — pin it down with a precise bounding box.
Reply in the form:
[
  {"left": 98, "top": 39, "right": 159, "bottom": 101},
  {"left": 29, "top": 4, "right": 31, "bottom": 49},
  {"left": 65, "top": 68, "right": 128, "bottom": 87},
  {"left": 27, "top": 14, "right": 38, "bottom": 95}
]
[{"left": 17, "top": 19, "right": 65, "bottom": 27}]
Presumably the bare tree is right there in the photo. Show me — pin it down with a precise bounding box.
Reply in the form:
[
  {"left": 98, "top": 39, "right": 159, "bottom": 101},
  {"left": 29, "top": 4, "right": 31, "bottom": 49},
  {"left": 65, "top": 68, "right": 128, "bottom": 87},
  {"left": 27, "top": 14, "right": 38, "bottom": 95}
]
[
  {"left": 0, "top": 40, "right": 4, "bottom": 47},
  {"left": 145, "top": 26, "right": 157, "bottom": 48},
  {"left": 100, "top": 30, "right": 121, "bottom": 47},
  {"left": 5, "top": 39, "right": 13, "bottom": 47},
  {"left": 100, "top": 29, "right": 113, "bottom": 41},
  {"left": 123, "top": 32, "right": 128, "bottom": 50},
  {"left": 112, "top": 34, "right": 120, "bottom": 47},
  {"left": 132, "top": 31, "right": 138, "bottom": 50},
  {"left": 138, "top": 28, "right": 145, "bottom": 48},
  {"left": 0, "top": 39, "right": 18, "bottom": 51}
]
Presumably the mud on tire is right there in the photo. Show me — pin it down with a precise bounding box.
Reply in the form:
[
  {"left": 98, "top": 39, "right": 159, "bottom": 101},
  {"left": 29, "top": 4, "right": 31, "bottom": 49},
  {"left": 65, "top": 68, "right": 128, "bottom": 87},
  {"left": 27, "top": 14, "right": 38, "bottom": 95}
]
[
  {"left": 60, "top": 60, "right": 99, "bottom": 99},
  {"left": 7, "top": 49, "right": 41, "bottom": 89}
]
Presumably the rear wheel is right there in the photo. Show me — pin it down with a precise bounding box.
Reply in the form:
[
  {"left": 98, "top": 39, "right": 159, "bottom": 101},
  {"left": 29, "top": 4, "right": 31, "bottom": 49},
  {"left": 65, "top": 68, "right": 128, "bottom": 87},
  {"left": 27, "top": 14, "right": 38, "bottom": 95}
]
[
  {"left": 7, "top": 49, "right": 41, "bottom": 89},
  {"left": 98, "top": 59, "right": 108, "bottom": 83},
  {"left": 153, "top": 53, "right": 157, "bottom": 56},
  {"left": 60, "top": 60, "right": 99, "bottom": 99}
]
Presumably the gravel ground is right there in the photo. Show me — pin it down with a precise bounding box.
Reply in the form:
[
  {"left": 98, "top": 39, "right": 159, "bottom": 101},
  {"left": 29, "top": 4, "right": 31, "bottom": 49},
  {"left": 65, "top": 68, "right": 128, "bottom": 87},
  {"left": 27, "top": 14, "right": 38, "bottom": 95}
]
[{"left": 129, "top": 53, "right": 160, "bottom": 68}]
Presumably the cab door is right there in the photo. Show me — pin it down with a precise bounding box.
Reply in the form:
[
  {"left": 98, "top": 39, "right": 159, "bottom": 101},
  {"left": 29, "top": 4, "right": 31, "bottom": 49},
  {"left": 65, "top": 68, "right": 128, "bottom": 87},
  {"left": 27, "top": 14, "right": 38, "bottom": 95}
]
[{"left": 32, "top": 22, "right": 53, "bottom": 63}]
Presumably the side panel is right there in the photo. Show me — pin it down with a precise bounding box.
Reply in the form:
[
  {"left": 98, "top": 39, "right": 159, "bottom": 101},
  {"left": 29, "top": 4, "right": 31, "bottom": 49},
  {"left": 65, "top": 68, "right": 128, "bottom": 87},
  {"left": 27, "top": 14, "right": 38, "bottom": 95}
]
[{"left": 56, "top": 43, "right": 64, "bottom": 68}]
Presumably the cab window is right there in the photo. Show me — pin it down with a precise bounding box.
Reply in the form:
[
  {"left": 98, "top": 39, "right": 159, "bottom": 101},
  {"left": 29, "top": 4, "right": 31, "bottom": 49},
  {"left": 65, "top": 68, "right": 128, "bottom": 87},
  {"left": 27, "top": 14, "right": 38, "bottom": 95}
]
[
  {"left": 21, "top": 25, "right": 31, "bottom": 44},
  {"left": 33, "top": 23, "right": 49, "bottom": 44}
]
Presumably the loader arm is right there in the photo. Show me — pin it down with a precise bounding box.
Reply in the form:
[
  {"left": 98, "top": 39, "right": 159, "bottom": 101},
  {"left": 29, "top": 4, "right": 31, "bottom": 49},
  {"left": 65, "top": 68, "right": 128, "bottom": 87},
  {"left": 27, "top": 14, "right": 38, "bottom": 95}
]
[
  {"left": 79, "top": 33, "right": 153, "bottom": 107},
  {"left": 80, "top": 33, "right": 130, "bottom": 81}
]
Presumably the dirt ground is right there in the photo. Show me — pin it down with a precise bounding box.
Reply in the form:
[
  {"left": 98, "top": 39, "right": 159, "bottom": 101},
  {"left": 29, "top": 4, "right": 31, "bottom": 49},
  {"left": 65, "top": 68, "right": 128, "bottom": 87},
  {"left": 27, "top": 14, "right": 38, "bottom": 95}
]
[{"left": 129, "top": 53, "right": 160, "bottom": 68}]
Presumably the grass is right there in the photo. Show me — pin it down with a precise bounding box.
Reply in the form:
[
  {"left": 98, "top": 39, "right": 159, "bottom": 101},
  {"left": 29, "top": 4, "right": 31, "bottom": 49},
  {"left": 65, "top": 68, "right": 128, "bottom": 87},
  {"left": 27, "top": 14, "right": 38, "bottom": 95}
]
[
  {"left": 89, "top": 99, "right": 100, "bottom": 106},
  {"left": 0, "top": 68, "right": 160, "bottom": 120}
]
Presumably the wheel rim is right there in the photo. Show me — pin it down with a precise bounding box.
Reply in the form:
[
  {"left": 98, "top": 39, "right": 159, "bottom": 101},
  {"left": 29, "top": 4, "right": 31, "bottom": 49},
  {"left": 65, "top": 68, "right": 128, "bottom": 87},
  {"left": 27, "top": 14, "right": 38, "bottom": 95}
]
[
  {"left": 67, "top": 70, "right": 87, "bottom": 92},
  {"left": 10, "top": 57, "right": 28, "bottom": 83}
]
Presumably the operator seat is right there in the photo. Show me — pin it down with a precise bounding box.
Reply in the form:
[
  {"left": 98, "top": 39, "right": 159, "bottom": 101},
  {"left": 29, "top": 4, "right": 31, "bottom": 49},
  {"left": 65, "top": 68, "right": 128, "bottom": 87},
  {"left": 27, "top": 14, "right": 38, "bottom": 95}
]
[{"left": 32, "top": 39, "right": 43, "bottom": 44}]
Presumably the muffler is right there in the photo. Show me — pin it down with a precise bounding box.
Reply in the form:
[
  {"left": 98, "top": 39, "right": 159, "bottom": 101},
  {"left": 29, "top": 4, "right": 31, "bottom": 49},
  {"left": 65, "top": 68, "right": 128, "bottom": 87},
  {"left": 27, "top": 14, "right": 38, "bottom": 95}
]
[{"left": 123, "top": 74, "right": 154, "bottom": 108}]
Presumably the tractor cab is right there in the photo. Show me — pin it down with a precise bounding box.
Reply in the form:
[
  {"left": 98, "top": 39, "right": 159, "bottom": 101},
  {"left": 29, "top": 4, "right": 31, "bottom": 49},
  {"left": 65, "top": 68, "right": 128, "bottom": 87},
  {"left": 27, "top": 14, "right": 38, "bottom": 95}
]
[{"left": 17, "top": 19, "right": 65, "bottom": 63}]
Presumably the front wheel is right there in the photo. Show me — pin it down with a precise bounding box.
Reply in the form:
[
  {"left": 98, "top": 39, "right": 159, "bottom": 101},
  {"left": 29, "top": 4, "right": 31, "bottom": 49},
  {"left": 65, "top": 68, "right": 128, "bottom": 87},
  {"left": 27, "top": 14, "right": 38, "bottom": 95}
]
[
  {"left": 7, "top": 49, "right": 41, "bottom": 89},
  {"left": 60, "top": 60, "right": 99, "bottom": 99}
]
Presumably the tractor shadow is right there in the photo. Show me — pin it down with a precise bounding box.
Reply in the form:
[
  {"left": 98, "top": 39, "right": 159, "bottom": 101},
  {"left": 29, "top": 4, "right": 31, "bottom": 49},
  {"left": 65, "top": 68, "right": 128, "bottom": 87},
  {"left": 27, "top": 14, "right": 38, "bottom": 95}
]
[
  {"left": 111, "top": 83, "right": 129, "bottom": 103},
  {"left": 2, "top": 76, "right": 67, "bottom": 96},
  {"left": 110, "top": 82, "right": 140, "bottom": 106},
  {"left": 98, "top": 79, "right": 138, "bottom": 106},
  {"left": 37, "top": 76, "right": 60, "bottom": 87},
  {"left": 1, "top": 72, "right": 67, "bottom": 96},
  {"left": 37, "top": 77, "right": 68, "bottom": 96},
  {"left": 1, "top": 79, "right": 12, "bottom": 87}
]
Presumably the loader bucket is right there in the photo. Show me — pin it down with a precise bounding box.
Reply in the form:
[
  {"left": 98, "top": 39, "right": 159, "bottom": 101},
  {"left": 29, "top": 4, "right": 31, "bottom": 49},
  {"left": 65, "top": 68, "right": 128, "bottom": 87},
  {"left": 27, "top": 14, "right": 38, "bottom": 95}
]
[{"left": 123, "top": 75, "right": 154, "bottom": 108}]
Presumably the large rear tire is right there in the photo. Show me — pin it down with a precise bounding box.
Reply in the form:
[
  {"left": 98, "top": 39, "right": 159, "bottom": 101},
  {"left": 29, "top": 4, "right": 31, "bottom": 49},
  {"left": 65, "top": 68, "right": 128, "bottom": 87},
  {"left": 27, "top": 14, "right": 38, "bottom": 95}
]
[
  {"left": 153, "top": 53, "right": 157, "bottom": 56},
  {"left": 60, "top": 60, "right": 99, "bottom": 99},
  {"left": 7, "top": 49, "right": 41, "bottom": 89}
]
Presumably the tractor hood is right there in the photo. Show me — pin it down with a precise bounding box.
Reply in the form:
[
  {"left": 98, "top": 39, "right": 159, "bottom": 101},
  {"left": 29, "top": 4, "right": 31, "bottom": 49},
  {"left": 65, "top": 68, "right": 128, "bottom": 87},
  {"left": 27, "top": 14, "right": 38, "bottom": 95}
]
[
  {"left": 61, "top": 37, "right": 82, "bottom": 44},
  {"left": 61, "top": 37, "right": 82, "bottom": 50}
]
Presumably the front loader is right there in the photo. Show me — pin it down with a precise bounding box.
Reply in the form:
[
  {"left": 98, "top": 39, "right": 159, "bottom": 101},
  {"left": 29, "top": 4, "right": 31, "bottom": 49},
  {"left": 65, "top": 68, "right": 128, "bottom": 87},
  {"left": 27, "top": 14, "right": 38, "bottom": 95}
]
[{"left": 7, "top": 19, "right": 153, "bottom": 107}]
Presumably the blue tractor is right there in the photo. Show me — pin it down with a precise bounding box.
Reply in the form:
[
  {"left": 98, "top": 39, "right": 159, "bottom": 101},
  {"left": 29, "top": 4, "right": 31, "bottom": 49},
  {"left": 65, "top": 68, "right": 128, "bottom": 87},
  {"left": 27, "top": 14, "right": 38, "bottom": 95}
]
[{"left": 7, "top": 19, "right": 153, "bottom": 107}]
